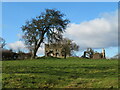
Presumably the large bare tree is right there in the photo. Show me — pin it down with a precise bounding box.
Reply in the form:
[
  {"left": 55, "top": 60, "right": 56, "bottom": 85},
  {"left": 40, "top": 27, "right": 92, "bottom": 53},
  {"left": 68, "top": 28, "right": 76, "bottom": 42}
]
[{"left": 22, "top": 9, "right": 70, "bottom": 59}]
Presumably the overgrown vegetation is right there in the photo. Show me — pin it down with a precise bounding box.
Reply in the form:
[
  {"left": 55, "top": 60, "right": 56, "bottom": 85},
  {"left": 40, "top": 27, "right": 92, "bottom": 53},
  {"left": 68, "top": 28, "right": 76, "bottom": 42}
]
[{"left": 2, "top": 57, "right": 118, "bottom": 88}]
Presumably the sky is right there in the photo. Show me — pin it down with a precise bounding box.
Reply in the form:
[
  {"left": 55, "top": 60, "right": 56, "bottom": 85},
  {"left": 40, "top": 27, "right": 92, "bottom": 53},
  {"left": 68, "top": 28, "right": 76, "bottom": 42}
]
[
  {"left": 1, "top": 0, "right": 119, "bottom": 2},
  {"left": 2, "top": 2, "right": 118, "bottom": 58}
]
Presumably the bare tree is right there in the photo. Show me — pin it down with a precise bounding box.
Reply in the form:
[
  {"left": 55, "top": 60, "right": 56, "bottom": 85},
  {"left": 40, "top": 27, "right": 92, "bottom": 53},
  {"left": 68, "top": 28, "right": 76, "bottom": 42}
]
[
  {"left": 0, "top": 37, "right": 6, "bottom": 48},
  {"left": 22, "top": 9, "right": 70, "bottom": 59},
  {"left": 61, "top": 38, "right": 79, "bottom": 59}
]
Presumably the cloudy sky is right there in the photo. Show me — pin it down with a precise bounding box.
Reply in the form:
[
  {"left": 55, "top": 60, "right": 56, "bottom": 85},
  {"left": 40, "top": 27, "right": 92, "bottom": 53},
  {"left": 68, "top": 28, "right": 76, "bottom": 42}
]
[{"left": 2, "top": 2, "right": 118, "bottom": 58}]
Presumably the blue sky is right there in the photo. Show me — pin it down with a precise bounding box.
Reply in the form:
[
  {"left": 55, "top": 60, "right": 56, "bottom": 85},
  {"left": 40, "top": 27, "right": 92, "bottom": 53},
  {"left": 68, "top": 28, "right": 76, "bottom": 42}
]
[{"left": 2, "top": 2, "right": 118, "bottom": 58}]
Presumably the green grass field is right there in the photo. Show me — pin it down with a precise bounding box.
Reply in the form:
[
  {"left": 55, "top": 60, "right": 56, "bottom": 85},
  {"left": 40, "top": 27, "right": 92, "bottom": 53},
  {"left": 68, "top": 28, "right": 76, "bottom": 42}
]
[{"left": 2, "top": 57, "right": 118, "bottom": 88}]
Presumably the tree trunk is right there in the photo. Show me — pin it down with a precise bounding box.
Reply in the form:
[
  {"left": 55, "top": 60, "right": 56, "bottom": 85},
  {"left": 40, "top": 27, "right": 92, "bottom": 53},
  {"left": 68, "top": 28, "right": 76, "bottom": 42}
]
[
  {"left": 64, "top": 52, "right": 66, "bottom": 59},
  {"left": 31, "top": 35, "right": 44, "bottom": 59},
  {"left": 31, "top": 49, "right": 37, "bottom": 59}
]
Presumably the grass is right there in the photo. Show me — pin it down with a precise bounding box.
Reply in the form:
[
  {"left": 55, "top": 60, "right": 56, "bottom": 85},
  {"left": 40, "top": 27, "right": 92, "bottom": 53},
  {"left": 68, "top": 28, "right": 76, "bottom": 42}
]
[{"left": 2, "top": 57, "right": 118, "bottom": 88}]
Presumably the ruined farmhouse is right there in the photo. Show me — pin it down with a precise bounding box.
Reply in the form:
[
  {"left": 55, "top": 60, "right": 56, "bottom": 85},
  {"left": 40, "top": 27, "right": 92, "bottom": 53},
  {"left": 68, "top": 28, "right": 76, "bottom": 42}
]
[
  {"left": 45, "top": 44, "right": 69, "bottom": 58},
  {"left": 82, "top": 48, "right": 106, "bottom": 59}
]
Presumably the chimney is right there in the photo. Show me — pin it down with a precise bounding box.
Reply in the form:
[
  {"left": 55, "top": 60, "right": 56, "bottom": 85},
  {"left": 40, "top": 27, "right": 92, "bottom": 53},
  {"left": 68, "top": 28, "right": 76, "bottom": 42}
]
[{"left": 102, "top": 48, "right": 105, "bottom": 58}]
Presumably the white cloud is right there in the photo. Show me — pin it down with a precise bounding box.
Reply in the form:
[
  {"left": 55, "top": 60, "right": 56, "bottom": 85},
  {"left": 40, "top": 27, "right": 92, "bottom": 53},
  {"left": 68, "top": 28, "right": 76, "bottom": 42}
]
[
  {"left": 64, "top": 10, "right": 118, "bottom": 50},
  {"left": 7, "top": 41, "right": 45, "bottom": 56},
  {"left": 37, "top": 46, "right": 45, "bottom": 56},
  {"left": 8, "top": 41, "right": 27, "bottom": 52},
  {"left": 36, "top": 43, "right": 45, "bottom": 56}
]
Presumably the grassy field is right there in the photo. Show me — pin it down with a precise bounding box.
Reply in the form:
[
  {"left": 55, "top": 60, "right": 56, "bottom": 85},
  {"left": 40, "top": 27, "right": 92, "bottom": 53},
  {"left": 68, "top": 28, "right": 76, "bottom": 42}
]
[{"left": 2, "top": 57, "right": 118, "bottom": 88}]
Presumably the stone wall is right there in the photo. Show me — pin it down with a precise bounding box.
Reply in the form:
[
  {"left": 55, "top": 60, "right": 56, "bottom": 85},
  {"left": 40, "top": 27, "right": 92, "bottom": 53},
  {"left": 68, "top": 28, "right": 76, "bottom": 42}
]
[
  {"left": 45, "top": 44, "right": 64, "bottom": 57},
  {"left": 92, "top": 53, "right": 102, "bottom": 59}
]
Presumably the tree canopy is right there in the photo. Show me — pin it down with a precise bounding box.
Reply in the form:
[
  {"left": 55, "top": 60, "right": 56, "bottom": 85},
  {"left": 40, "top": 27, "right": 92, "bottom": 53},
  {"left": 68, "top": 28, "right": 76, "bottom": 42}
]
[{"left": 22, "top": 9, "right": 70, "bottom": 59}]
